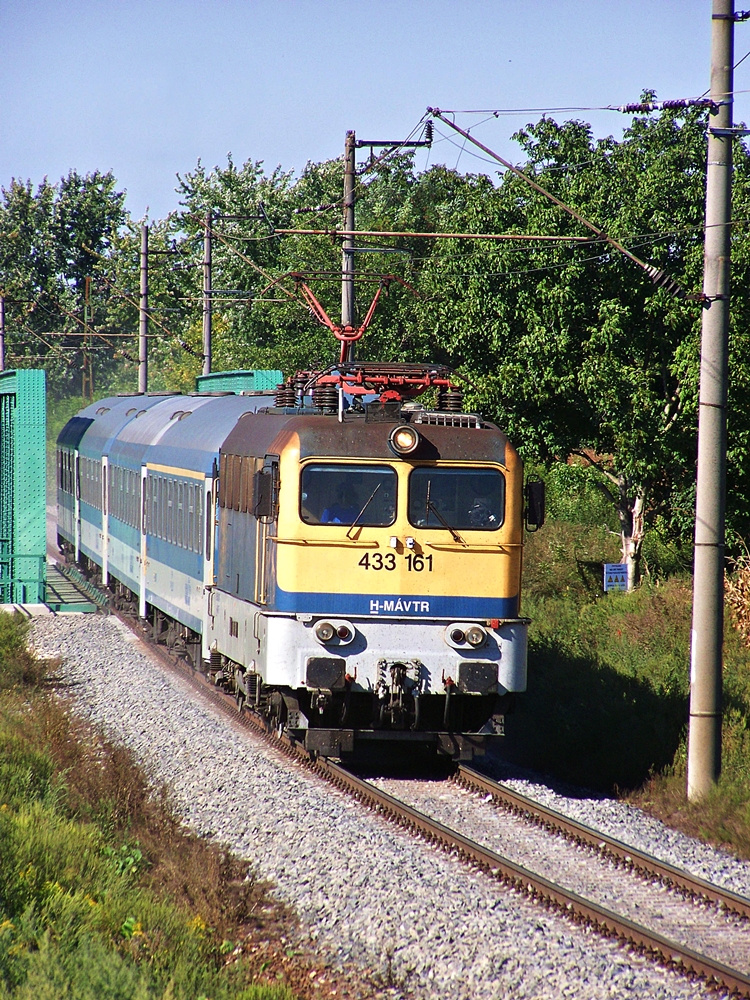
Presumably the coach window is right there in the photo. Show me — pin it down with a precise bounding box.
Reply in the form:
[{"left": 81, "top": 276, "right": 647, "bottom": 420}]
[
  {"left": 177, "top": 481, "right": 185, "bottom": 547},
  {"left": 150, "top": 477, "right": 157, "bottom": 535},
  {"left": 300, "top": 464, "right": 397, "bottom": 526},
  {"left": 408, "top": 467, "right": 505, "bottom": 531},
  {"left": 167, "top": 480, "right": 174, "bottom": 543}
]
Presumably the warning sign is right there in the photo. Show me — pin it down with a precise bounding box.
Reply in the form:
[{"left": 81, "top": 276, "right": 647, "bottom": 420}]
[{"left": 604, "top": 563, "right": 628, "bottom": 592}]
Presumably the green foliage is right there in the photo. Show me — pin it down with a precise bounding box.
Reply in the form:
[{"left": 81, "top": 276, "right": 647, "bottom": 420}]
[
  {"left": 10, "top": 102, "right": 750, "bottom": 557},
  {"left": 518, "top": 522, "right": 690, "bottom": 789},
  {"left": 0, "top": 171, "right": 128, "bottom": 398},
  {"left": 103, "top": 843, "right": 148, "bottom": 879},
  {"left": 99, "top": 103, "right": 750, "bottom": 555},
  {"left": 0, "top": 737, "right": 55, "bottom": 809},
  {"left": 0, "top": 613, "right": 46, "bottom": 690},
  {"left": 529, "top": 461, "right": 618, "bottom": 528}
]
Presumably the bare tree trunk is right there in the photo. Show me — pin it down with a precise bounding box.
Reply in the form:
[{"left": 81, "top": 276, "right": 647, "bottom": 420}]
[
  {"left": 571, "top": 451, "right": 646, "bottom": 591},
  {"left": 616, "top": 481, "right": 645, "bottom": 591}
]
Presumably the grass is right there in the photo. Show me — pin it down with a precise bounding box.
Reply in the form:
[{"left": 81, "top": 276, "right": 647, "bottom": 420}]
[
  {"left": 513, "top": 477, "right": 750, "bottom": 859},
  {"left": 0, "top": 611, "right": 305, "bottom": 1000}
]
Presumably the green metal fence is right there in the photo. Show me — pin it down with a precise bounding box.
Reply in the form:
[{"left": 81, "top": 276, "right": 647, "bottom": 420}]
[{"left": 0, "top": 369, "right": 47, "bottom": 604}]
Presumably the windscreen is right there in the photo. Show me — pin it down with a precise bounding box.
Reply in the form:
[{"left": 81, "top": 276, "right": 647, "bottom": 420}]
[
  {"left": 300, "top": 463, "right": 397, "bottom": 526},
  {"left": 408, "top": 467, "right": 505, "bottom": 531}
]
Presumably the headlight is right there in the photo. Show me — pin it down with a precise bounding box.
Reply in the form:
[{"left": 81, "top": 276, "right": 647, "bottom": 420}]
[
  {"left": 450, "top": 628, "right": 466, "bottom": 644},
  {"left": 315, "top": 621, "right": 335, "bottom": 642},
  {"left": 388, "top": 424, "right": 420, "bottom": 456},
  {"left": 465, "top": 625, "right": 487, "bottom": 647}
]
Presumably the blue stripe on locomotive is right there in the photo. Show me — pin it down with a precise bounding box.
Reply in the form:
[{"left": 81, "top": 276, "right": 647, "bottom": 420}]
[{"left": 272, "top": 585, "right": 519, "bottom": 619}]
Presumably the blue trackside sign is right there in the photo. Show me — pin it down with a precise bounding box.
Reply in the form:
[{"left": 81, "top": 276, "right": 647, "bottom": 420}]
[{"left": 604, "top": 563, "right": 628, "bottom": 592}]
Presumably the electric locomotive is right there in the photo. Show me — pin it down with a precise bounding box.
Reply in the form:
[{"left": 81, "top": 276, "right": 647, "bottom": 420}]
[{"left": 57, "top": 363, "right": 543, "bottom": 761}]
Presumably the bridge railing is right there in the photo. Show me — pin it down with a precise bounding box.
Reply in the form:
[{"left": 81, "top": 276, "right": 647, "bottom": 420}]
[
  {"left": 0, "top": 369, "right": 47, "bottom": 605},
  {"left": 0, "top": 543, "right": 46, "bottom": 604}
]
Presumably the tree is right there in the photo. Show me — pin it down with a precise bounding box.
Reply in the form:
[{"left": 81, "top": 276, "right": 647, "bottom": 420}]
[
  {"left": 409, "top": 105, "right": 748, "bottom": 586},
  {"left": 0, "top": 170, "right": 128, "bottom": 396}
]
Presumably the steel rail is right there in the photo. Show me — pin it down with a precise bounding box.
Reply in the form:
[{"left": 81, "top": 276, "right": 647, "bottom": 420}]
[
  {"left": 456, "top": 763, "right": 750, "bottom": 920},
  {"left": 91, "top": 596, "right": 750, "bottom": 998}
]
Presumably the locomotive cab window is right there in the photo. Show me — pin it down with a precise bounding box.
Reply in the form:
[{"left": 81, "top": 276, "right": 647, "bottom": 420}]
[
  {"left": 408, "top": 467, "right": 505, "bottom": 530},
  {"left": 300, "top": 464, "right": 397, "bottom": 526}
]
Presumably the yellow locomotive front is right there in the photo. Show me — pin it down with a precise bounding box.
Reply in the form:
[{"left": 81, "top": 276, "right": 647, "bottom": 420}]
[{"left": 210, "top": 364, "right": 543, "bottom": 760}]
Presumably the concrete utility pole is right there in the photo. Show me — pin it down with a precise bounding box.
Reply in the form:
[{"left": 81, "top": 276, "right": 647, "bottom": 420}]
[
  {"left": 341, "top": 130, "right": 356, "bottom": 359},
  {"left": 139, "top": 224, "right": 148, "bottom": 393},
  {"left": 202, "top": 210, "right": 212, "bottom": 376},
  {"left": 688, "top": 0, "right": 735, "bottom": 800},
  {"left": 82, "top": 277, "right": 94, "bottom": 400}
]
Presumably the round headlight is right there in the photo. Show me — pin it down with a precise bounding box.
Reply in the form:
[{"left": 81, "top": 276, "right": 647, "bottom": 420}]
[
  {"left": 450, "top": 628, "right": 466, "bottom": 644},
  {"left": 388, "top": 424, "right": 420, "bottom": 456},
  {"left": 315, "top": 621, "right": 335, "bottom": 642},
  {"left": 465, "top": 625, "right": 486, "bottom": 647},
  {"left": 337, "top": 625, "right": 352, "bottom": 641}
]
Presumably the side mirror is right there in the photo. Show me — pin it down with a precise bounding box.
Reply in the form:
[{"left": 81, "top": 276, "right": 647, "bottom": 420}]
[
  {"left": 253, "top": 455, "right": 281, "bottom": 520},
  {"left": 525, "top": 480, "right": 545, "bottom": 531}
]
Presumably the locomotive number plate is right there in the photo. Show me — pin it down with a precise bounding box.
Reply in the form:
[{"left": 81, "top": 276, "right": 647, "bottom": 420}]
[{"left": 357, "top": 552, "right": 434, "bottom": 572}]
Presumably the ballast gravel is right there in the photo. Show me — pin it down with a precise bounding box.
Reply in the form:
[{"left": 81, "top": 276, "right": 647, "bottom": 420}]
[{"left": 30, "top": 614, "right": 746, "bottom": 1000}]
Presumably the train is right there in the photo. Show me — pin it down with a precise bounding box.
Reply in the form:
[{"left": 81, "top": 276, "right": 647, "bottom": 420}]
[{"left": 56, "top": 361, "right": 544, "bottom": 761}]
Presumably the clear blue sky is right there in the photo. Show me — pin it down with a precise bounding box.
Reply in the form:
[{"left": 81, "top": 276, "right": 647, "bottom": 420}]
[{"left": 1, "top": 1, "right": 746, "bottom": 221}]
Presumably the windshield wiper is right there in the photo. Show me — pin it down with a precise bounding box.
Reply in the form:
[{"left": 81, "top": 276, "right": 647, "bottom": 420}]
[
  {"left": 346, "top": 484, "right": 381, "bottom": 539},
  {"left": 425, "top": 480, "right": 466, "bottom": 545}
]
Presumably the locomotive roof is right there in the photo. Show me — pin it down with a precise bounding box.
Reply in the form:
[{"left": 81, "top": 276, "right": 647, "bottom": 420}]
[
  {"left": 60, "top": 395, "right": 515, "bottom": 472},
  {"left": 221, "top": 409, "right": 511, "bottom": 466}
]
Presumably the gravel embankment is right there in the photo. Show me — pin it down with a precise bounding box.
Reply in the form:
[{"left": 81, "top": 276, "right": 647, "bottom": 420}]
[{"left": 30, "top": 614, "right": 742, "bottom": 1000}]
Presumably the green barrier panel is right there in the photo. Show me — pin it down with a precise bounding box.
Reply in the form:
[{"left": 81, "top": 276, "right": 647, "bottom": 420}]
[{"left": 0, "top": 369, "right": 46, "bottom": 604}]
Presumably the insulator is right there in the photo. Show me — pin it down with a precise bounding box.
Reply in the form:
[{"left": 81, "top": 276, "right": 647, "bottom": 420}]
[
  {"left": 424, "top": 120, "right": 434, "bottom": 145},
  {"left": 437, "top": 386, "right": 464, "bottom": 412},
  {"left": 275, "top": 381, "right": 296, "bottom": 407},
  {"left": 645, "top": 265, "right": 686, "bottom": 300},
  {"left": 312, "top": 385, "right": 338, "bottom": 412},
  {"left": 294, "top": 374, "right": 309, "bottom": 406},
  {"left": 617, "top": 98, "right": 712, "bottom": 114}
]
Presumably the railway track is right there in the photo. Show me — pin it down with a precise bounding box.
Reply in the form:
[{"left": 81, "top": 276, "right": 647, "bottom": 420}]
[
  {"left": 454, "top": 764, "right": 750, "bottom": 920},
  {"left": 68, "top": 584, "right": 750, "bottom": 999},
  {"left": 332, "top": 766, "right": 750, "bottom": 997}
]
